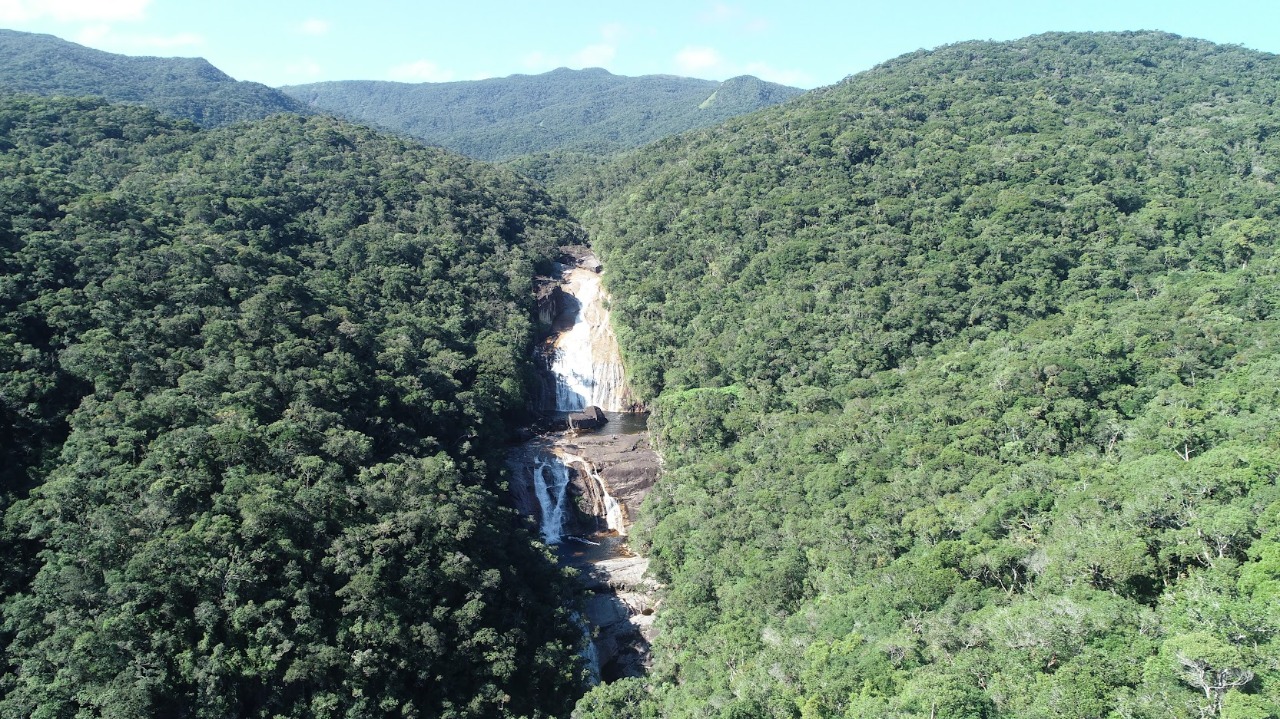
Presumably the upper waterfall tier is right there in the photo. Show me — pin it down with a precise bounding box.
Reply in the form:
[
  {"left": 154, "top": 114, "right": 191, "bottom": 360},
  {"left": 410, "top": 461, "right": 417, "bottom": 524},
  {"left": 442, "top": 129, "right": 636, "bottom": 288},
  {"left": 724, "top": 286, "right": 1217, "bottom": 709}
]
[{"left": 547, "top": 264, "right": 632, "bottom": 412}]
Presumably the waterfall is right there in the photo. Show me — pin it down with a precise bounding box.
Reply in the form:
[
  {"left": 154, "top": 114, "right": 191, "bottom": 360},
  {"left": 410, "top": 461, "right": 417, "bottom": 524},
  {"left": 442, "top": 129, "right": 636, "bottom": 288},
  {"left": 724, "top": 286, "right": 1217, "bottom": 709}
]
[
  {"left": 525, "top": 448, "right": 625, "bottom": 544},
  {"left": 549, "top": 267, "right": 629, "bottom": 412},
  {"left": 530, "top": 454, "right": 572, "bottom": 544},
  {"left": 575, "top": 612, "right": 602, "bottom": 684},
  {"left": 524, "top": 258, "right": 632, "bottom": 545},
  {"left": 560, "top": 451, "right": 626, "bottom": 536},
  {"left": 510, "top": 249, "right": 658, "bottom": 682}
]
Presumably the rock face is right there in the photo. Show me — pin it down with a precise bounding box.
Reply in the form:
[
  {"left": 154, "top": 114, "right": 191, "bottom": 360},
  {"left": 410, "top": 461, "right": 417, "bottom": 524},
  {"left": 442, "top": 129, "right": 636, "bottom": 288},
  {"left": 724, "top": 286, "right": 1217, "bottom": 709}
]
[
  {"left": 580, "top": 556, "right": 659, "bottom": 680},
  {"left": 534, "top": 278, "right": 567, "bottom": 329},
  {"left": 507, "top": 426, "right": 659, "bottom": 540},
  {"left": 558, "top": 245, "right": 602, "bottom": 272},
  {"left": 534, "top": 248, "right": 635, "bottom": 412},
  {"left": 559, "top": 430, "right": 659, "bottom": 528}
]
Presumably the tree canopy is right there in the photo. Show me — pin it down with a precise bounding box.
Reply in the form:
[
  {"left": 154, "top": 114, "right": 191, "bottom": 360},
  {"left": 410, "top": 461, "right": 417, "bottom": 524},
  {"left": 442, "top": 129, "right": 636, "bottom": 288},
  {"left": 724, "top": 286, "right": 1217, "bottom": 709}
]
[
  {"left": 567, "top": 31, "right": 1280, "bottom": 719},
  {"left": 0, "top": 96, "right": 588, "bottom": 719},
  {"left": 281, "top": 69, "right": 803, "bottom": 162},
  {"left": 0, "top": 30, "right": 308, "bottom": 127}
]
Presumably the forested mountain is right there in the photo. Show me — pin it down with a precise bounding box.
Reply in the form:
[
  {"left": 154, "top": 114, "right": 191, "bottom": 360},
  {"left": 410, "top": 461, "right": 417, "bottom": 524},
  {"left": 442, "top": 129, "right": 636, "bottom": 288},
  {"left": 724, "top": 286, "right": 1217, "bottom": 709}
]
[
  {"left": 4, "top": 26, "right": 1280, "bottom": 719},
  {"left": 281, "top": 69, "right": 804, "bottom": 161},
  {"left": 0, "top": 30, "right": 307, "bottom": 126},
  {"left": 566, "top": 31, "right": 1280, "bottom": 718},
  {"left": 0, "top": 96, "right": 588, "bottom": 718}
]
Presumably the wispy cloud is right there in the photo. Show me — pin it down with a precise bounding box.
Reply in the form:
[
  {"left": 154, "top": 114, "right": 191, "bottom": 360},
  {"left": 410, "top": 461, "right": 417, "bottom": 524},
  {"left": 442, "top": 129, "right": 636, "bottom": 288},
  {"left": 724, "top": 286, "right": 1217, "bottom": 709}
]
[
  {"left": 524, "top": 22, "right": 626, "bottom": 73},
  {"left": 74, "top": 24, "right": 204, "bottom": 52},
  {"left": 284, "top": 57, "right": 324, "bottom": 80},
  {"left": 672, "top": 46, "right": 812, "bottom": 86},
  {"left": 298, "top": 18, "right": 330, "bottom": 36},
  {"left": 674, "top": 46, "right": 725, "bottom": 75},
  {"left": 573, "top": 43, "right": 616, "bottom": 68},
  {"left": 521, "top": 51, "right": 554, "bottom": 72},
  {"left": 600, "top": 22, "right": 626, "bottom": 43},
  {"left": 698, "top": 2, "right": 738, "bottom": 23},
  {"left": 0, "top": 0, "right": 151, "bottom": 23},
  {"left": 388, "top": 59, "right": 455, "bottom": 83},
  {"left": 743, "top": 62, "right": 813, "bottom": 87},
  {"left": 697, "top": 2, "right": 770, "bottom": 33}
]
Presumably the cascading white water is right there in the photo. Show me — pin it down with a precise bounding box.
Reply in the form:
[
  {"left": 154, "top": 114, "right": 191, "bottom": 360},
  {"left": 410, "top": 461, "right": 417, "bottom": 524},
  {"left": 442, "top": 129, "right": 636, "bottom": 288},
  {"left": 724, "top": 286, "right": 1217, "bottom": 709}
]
[
  {"left": 526, "top": 260, "right": 630, "bottom": 544},
  {"left": 550, "top": 267, "right": 629, "bottom": 412},
  {"left": 560, "top": 451, "right": 626, "bottom": 536},
  {"left": 511, "top": 251, "right": 657, "bottom": 682},
  {"left": 575, "top": 613, "right": 602, "bottom": 683},
  {"left": 531, "top": 454, "right": 572, "bottom": 544}
]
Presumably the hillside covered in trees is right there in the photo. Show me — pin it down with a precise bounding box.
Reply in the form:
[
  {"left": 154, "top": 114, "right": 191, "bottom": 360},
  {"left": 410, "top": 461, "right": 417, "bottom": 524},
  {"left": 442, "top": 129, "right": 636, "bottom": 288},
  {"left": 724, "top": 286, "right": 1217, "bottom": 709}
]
[
  {"left": 0, "top": 96, "right": 589, "bottom": 718},
  {"left": 281, "top": 69, "right": 803, "bottom": 162},
  {"left": 0, "top": 30, "right": 308, "bottom": 127},
  {"left": 3, "top": 26, "right": 1280, "bottom": 719},
  {"left": 566, "top": 31, "right": 1280, "bottom": 718}
]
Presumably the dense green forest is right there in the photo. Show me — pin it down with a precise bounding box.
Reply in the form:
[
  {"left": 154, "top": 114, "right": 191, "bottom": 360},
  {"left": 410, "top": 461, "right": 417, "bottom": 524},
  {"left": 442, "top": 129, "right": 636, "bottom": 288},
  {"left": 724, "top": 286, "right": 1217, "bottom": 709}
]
[
  {"left": 567, "top": 32, "right": 1280, "bottom": 718},
  {"left": 0, "top": 96, "right": 589, "bottom": 718},
  {"left": 281, "top": 70, "right": 802, "bottom": 162},
  {"left": 0, "top": 30, "right": 307, "bottom": 127},
  {"left": 4, "top": 26, "right": 1280, "bottom": 719}
]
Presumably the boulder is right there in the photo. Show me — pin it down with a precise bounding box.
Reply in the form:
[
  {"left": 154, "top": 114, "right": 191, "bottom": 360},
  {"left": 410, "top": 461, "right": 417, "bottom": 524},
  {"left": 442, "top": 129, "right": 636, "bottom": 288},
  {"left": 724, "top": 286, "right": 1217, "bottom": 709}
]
[
  {"left": 566, "top": 405, "right": 607, "bottom": 431},
  {"left": 557, "top": 245, "right": 601, "bottom": 271}
]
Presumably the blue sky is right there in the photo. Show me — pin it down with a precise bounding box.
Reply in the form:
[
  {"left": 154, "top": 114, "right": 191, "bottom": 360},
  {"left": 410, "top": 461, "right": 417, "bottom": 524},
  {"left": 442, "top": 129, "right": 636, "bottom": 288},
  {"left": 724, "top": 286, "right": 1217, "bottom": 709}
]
[{"left": 1, "top": 0, "right": 1277, "bottom": 88}]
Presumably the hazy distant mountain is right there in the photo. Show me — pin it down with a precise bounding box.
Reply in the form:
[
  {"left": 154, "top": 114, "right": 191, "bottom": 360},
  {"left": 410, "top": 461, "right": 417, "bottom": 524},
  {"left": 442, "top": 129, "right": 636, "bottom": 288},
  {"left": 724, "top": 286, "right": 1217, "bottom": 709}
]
[
  {"left": 0, "top": 29, "right": 307, "bottom": 126},
  {"left": 281, "top": 68, "right": 805, "bottom": 161}
]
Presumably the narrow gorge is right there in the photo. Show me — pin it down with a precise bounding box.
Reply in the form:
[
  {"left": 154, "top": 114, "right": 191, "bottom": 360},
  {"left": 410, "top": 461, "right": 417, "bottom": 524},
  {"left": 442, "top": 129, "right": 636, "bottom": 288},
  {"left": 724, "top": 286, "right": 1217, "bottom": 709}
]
[{"left": 508, "top": 247, "right": 661, "bottom": 681}]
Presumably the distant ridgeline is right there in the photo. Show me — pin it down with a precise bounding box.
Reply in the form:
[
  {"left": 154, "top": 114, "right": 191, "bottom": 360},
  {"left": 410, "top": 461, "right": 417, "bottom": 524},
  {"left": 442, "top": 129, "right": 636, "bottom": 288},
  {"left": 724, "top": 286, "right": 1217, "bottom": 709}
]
[
  {"left": 568, "top": 31, "right": 1280, "bottom": 718},
  {"left": 0, "top": 96, "right": 589, "bottom": 718},
  {"left": 0, "top": 29, "right": 307, "bottom": 126},
  {"left": 281, "top": 68, "right": 804, "bottom": 161}
]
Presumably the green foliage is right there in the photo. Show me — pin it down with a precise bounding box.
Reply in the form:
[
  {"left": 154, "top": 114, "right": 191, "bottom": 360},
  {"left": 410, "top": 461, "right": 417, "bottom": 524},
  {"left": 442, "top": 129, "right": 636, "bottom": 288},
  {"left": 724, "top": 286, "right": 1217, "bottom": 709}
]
[
  {"left": 0, "top": 96, "right": 587, "bottom": 718},
  {"left": 281, "top": 69, "right": 804, "bottom": 162},
  {"left": 572, "top": 31, "right": 1280, "bottom": 718},
  {"left": 0, "top": 29, "right": 307, "bottom": 127}
]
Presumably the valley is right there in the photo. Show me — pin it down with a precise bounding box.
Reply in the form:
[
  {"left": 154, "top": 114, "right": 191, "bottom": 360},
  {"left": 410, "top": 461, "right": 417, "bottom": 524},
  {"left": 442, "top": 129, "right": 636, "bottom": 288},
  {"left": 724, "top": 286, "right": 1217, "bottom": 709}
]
[{"left": 0, "top": 26, "right": 1278, "bottom": 719}]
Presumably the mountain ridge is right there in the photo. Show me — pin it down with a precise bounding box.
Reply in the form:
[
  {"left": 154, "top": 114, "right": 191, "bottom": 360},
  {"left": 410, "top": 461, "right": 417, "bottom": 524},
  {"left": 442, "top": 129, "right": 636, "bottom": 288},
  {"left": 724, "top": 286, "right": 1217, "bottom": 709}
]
[
  {"left": 281, "top": 67, "right": 805, "bottom": 161},
  {"left": 0, "top": 28, "right": 308, "bottom": 127}
]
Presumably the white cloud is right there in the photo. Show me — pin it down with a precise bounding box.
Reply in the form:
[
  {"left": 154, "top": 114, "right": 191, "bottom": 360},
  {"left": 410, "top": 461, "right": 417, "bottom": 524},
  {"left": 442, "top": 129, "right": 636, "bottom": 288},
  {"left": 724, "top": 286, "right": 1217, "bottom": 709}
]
[
  {"left": 73, "top": 25, "right": 204, "bottom": 52},
  {"left": 524, "top": 24, "right": 627, "bottom": 73},
  {"left": 74, "top": 24, "right": 112, "bottom": 44},
  {"left": 697, "top": 2, "right": 769, "bottom": 33},
  {"left": 388, "top": 59, "right": 455, "bottom": 83},
  {"left": 669, "top": 48, "right": 814, "bottom": 86},
  {"left": 674, "top": 46, "right": 725, "bottom": 75},
  {"left": 573, "top": 43, "right": 616, "bottom": 68},
  {"left": 698, "top": 2, "right": 738, "bottom": 23},
  {"left": 131, "top": 31, "right": 203, "bottom": 49},
  {"left": 600, "top": 22, "right": 626, "bottom": 43},
  {"left": 298, "top": 18, "right": 330, "bottom": 36},
  {"left": 284, "top": 58, "right": 324, "bottom": 80},
  {"left": 0, "top": 0, "right": 150, "bottom": 23},
  {"left": 743, "top": 62, "right": 814, "bottom": 87},
  {"left": 521, "top": 51, "right": 554, "bottom": 72}
]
